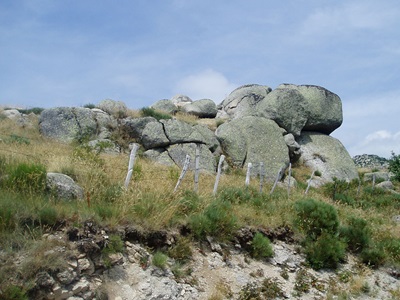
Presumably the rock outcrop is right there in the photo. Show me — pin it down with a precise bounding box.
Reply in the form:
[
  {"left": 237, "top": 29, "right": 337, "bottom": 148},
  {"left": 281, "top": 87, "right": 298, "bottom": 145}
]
[
  {"left": 297, "top": 132, "right": 359, "bottom": 184},
  {"left": 216, "top": 116, "right": 289, "bottom": 180},
  {"left": 181, "top": 99, "right": 218, "bottom": 118},
  {"left": 46, "top": 173, "right": 84, "bottom": 200}
]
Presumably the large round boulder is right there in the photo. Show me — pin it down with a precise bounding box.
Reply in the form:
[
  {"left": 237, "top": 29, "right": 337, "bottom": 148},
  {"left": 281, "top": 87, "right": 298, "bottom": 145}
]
[
  {"left": 39, "top": 107, "right": 97, "bottom": 143},
  {"left": 216, "top": 116, "right": 289, "bottom": 180},
  {"left": 217, "top": 84, "right": 272, "bottom": 119},
  {"left": 97, "top": 99, "right": 128, "bottom": 118},
  {"left": 46, "top": 173, "right": 84, "bottom": 200},
  {"left": 256, "top": 87, "right": 308, "bottom": 136},
  {"left": 277, "top": 84, "right": 343, "bottom": 134},
  {"left": 171, "top": 94, "right": 193, "bottom": 107},
  {"left": 181, "top": 99, "right": 218, "bottom": 118},
  {"left": 297, "top": 131, "right": 358, "bottom": 184},
  {"left": 151, "top": 99, "right": 178, "bottom": 114}
]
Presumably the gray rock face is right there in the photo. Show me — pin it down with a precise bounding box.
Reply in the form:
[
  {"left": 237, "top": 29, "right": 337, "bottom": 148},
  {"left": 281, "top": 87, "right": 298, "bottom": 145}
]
[
  {"left": 182, "top": 99, "right": 218, "bottom": 118},
  {"left": 141, "top": 121, "right": 170, "bottom": 149},
  {"left": 363, "top": 172, "right": 391, "bottom": 182},
  {"left": 216, "top": 116, "right": 289, "bottom": 180},
  {"left": 168, "top": 143, "right": 216, "bottom": 172},
  {"left": 91, "top": 108, "right": 118, "bottom": 139},
  {"left": 256, "top": 87, "right": 308, "bottom": 136},
  {"left": 46, "top": 173, "right": 84, "bottom": 200},
  {"left": 171, "top": 94, "right": 193, "bottom": 107},
  {"left": 278, "top": 84, "right": 343, "bottom": 134},
  {"left": 151, "top": 99, "right": 178, "bottom": 114},
  {"left": 376, "top": 181, "right": 394, "bottom": 190},
  {"left": 297, "top": 131, "right": 358, "bottom": 183},
  {"left": 88, "top": 139, "right": 120, "bottom": 154},
  {"left": 161, "top": 119, "right": 205, "bottom": 144},
  {"left": 218, "top": 84, "right": 272, "bottom": 119},
  {"left": 39, "top": 107, "right": 97, "bottom": 143},
  {"left": 120, "top": 117, "right": 157, "bottom": 140},
  {"left": 97, "top": 99, "right": 128, "bottom": 118}
]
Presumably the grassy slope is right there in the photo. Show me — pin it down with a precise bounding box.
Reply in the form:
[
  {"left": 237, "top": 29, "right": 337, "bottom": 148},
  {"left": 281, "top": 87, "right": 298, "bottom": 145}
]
[{"left": 0, "top": 113, "right": 399, "bottom": 297}]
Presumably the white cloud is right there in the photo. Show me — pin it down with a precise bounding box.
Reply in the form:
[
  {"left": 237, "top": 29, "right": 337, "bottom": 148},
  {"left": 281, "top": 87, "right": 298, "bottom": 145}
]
[
  {"left": 174, "top": 69, "right": 236, "bottom": 103},
  {"left": 299, "top": 1, "right": 399, "bottom": 37},
  {"left": 348, "top": 129, "right": 400, "bottom": 158}
]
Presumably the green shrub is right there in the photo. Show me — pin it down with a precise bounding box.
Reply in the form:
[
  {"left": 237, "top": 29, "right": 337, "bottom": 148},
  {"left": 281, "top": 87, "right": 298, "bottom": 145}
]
[
  {"left": 83, "top": 103, "right": 96, "bottom": 109},
  {"left": 294, "top": 198, "right": 339, "bottom": 240},
  {"left": 140, "top": 107, "right": 172, "bottom": 120},
  {"left": 103, "top": 234, "right": 124, "bottom": 254},
  {"left": 7, "top": 134, "right": 30, "bottom": 145},
  {"left": 360, "top": 244, "right": 386, "bottom": 267},
  {"left": 1, "top": 284, "right": 28, "bottom": 300},
  {"left": 250, "top": 232, "right": 274, "bottom": 259},
  {"left": 177, "top": 190, "right": 201, "bottom": 215},
  {"left": 189, "top": 200, "right": 238, "bottom": 240},
  {"left": 168, "top": 237, "right": 193, "bottom": 262},
  {"left": 38, "top": 206, "right": 58, "bottom": 227},
  {"left": 17, "top": 107, "right": 44, "bottom": 115},
  {"left": 7, "top": 162, "right": 47, "bottom": 194},
  {"left": 381, "top": 237, "right": 400, "bottom": 263},
  {"left": 334, "top": 193, "right": 355, "bottom": 206},
  {"left": 339, "top": 217, "right": 371, "bottom": 253},
  {"left": 152, "top": 251, "right": 168, "bottom": 269},
  {"left": 304, "top": 233, "right": 346, "bottom": 270},
  {"left": 388, "top": 151, "right": 400, "bottom": 181}
]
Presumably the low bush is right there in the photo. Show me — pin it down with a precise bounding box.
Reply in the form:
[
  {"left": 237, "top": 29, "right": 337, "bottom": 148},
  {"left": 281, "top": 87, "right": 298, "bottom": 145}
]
[
  {"left": 140, "top": 107, "right": 172, "bottom": 120},
  {"left": 250, "top": 232, "right": 274, "bottom": 259},
  {"left": 6, "top": 162, "right": 47, "bottom": 194},
  {"left": 304, "top": 233, "right": 346, "bottom": 270},
  {"left": 152, "top": 251, "right": 168, "bottom": 269},
  {"left": 360, "top": 244, "right": 386, "bottom": 268},
  {"left": 168, "top": 237, "right": 193, "bottom": 262},
  {"left": 294, "top": 198, "right": 339, "bottom": 240},
  {"left": 189, "top": 200, "right": 238, "bottom": 240},
  {"left": 388, "top": 151, "right": 400, "bottom": 181},
  {"left": 339, "top": 217, "right": 371, "bottom": 253}
]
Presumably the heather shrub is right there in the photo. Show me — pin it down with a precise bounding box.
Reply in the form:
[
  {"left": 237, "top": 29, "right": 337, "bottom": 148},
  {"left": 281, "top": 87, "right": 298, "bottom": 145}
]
[
  {"left": 339, "top": 217, "right": 371, "bottom": 253},
  {"left": 250, "top": 232, "right": 274, "bottom": 259},
  {"left": 294, "top": 198, "right": 339, "bottom": 240}
]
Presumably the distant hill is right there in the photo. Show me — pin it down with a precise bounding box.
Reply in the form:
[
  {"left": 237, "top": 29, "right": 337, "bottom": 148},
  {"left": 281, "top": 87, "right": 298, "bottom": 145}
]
[{"left": 353, "top": 154, "right": 388, "bottom": 169}]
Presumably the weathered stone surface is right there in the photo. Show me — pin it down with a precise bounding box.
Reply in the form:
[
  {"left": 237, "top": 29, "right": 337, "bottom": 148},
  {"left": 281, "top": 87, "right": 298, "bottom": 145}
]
[
  {"left": 256, "top": 87, "right": 308, "bottom": 136},
  {"left": 141, "top": 121, "right": 169, "bottom": 149},
  {"left": 376, "top": 181, "right": 394, "bottom": 190},
  {"left": 46, "top": 173, "right": 84, "bottom": 200},
  {"left": 39, "top": 107, "right": 97, "bottom": 143},
  {"left": 120, "top": 117, "right": 157, "bottom": 140},
  {"left": 161, "top": 119, "right": 205, "bottom": 145},
  {"left": 143, "top": 148, "right": 175, "bottom": 167},
  {"left": 193, "top": 124, "right": 220, "bottom": 152},
  {"left": 363, "top": 172, "right": 391, "bottom": 182},
  {"left": 168, "top": 143, "right": 216, "bottom": 172},
  {"left": 278, "top": 84, "right": 343, "bottom": 134},
  {"left": 218, "top": 84, "right": 272, "bottom": 119},
  {"left": 216, "top": 116, "right": 289, "bottom": 180},
  {"left": 284, "top": 133, "right": 301, "bottom": 161},
  {"left": 151, "top": 99, "right": 178, "bottom": 114},
  {"left": 171, "top": 94, "right": 192, "bottom": 107},
  {"left": 181, "top": 99, "right": 218, "bottom": 118},
  {"left": 297, "top": 132, "right": 358, "bottom": 183},
  {"left": 97, "top": 99, "right": 128, "bottom": 118},
  {"left": 91, "top": 108, "right": 118, "bottom": 139},
  {"left": 88, "top": 139, "right": 120, "bottom": 154}
]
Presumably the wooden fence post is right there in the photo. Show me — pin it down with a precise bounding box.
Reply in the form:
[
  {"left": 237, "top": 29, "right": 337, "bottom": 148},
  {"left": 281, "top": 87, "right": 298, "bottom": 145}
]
[
  {"left": 270, "top": 166, "right": 283, "bottom": 195},
  {"left": 124, "top": 144, "right": 139, "bottom": 189},
  {"left": 174, "top": 155, "right": 191, "bottom": 193},
  {"left": 259, "top": 162, "right": 265, "bottom": 193},
  {"left": 213, "top": 155, "right": 225, "bottom": 196},
  {"left": 305, "top": 170, "right": 315, "bottom": 195},
  {"left": 194, "top": 144, "right": 200, "bottom": 193},
  {"left": 372, "top": 173, "right": 376, "bottom": 191},
  {"left": 287, "top": 163, "right": 292, "bottom": 198},
  {"left": 245, "top": 163, "right": 252, "bottom": 187}
]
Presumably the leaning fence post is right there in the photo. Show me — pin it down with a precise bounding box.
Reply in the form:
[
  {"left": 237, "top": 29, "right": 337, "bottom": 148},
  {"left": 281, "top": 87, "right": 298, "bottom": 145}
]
[
  {"left": 194, "top": 144, "right": 200, "bottom": 193},
  {"left": 174, "top": 155, "right": 191, "bottom": 193},
  {"left": 213, "top": 155, "right": 225, "bottom": 196},
  {"left": 124, "top": 144, "right": 139, "bottom": 189},
  {"left": 270, "top": 166, "right": 283, "bottom": 195},
  {"left": 372, "top": 173, "right": 376, "bottom": 191},
  {"left": 259, "top": 162, "right": 265, "bottom": 193},
  {"left": 287, "top": 163, "right": 292, "bottom": 198},
  {"left": 305, "top": 170, "right": 315, "bottom": 195},
  {"left": 357, "top": 178, "right": 361, "bottom": 197},
  {"left": 245, "top": 163, "right": 252, "bottom": 187}
]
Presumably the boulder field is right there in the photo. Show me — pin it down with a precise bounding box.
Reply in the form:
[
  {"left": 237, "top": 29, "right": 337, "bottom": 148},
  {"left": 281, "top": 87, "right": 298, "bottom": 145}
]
[{"left": 38, "top": 83, "right": 358, "bottom": 185}]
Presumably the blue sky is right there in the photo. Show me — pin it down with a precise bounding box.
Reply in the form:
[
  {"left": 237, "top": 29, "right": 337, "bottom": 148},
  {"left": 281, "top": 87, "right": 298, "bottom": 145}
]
[{"left": 1, "top": 0, "right": 399, "bottom": 158}]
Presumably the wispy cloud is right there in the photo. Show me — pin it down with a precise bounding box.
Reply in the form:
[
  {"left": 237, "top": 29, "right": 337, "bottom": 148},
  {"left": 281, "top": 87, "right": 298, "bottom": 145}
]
[
  {"left": 349, "top": 130, "right": 400, "bottom": 158},
  {"left": 174, "top": 69, "right": 236, "bottom": 103}
]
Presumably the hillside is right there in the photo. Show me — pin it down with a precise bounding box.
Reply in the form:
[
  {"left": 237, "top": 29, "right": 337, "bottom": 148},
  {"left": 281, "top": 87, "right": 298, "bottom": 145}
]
[{"left": 0, "top": 107, "right": 399, "bottom": 300}]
